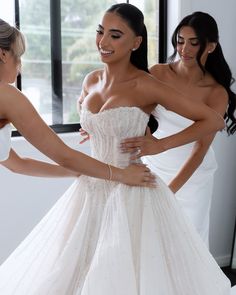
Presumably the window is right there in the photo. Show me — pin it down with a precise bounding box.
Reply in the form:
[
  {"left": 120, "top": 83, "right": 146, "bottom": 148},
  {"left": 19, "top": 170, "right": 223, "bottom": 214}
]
[{"left": 0, "top": 0, "right": 167, "bottom": 135}]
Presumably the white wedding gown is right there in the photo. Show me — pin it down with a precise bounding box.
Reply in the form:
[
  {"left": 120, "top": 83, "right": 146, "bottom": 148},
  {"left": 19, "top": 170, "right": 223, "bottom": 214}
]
[
  {"left": 0, "top": 107, "right": 231, "bottom": 294},
  {"left": 144, "top": 105, "right": 218, "bottom": 246}
]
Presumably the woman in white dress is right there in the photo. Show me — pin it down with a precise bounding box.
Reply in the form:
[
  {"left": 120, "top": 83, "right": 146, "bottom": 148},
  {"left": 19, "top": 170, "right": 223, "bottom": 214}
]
[
  {"left": 0, "top": 19, "right": 158, "bottom": 186},
  {"left": 122, "top": 11, "right": 236, "bottom": 246},
  {"left": 0, "top": 4, "right": 231, "bottom": 294}
]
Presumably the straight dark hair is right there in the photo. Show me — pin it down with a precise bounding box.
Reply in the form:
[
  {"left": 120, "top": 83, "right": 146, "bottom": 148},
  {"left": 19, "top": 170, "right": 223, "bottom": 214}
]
[{"left": 169, "top": 11, "right": 236, "bottom": 135}]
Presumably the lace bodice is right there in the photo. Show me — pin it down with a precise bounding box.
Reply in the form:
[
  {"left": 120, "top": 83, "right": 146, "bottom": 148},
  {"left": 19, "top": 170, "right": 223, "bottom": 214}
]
[
  {"left": 80, "top": 107, "right": 149, "bottom": 168},
  {"left": 0, "top": 124, "right": 11, "bottom": 161}
]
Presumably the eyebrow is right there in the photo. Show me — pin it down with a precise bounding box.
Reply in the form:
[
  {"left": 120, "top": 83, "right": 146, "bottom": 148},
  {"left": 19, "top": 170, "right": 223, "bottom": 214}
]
[
  {"left": 178, "top": 35, "right": 198, "bottom": 41},
  {"left": 98, "top": 24, "right": 124, "bottom": 35}
]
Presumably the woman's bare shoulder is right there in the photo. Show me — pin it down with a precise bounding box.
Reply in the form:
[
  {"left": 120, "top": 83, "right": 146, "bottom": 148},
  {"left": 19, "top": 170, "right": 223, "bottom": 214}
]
[
  {"left": 138, "top": 70, "right": 168, "bottom": 87},
  {"left": 207, "top": 83, "right": 228, "bottom": 108},
  {"left": 0, "top": 82, "right": 18, "bottom": 93},
  {"left": 0, "top": 83, "right": 23, "bottom": 105},
  {"left": 0, "top": 83, "right": 30, "bottom": 118},
  {"left": 79, "top": 69, "right": 103, "bottom": 104},
  {"left": 83, "top": 68, "right": 103, "bottom": 86},
  {"left": 149, "top": 63, "right": 170, "bottom": 78}
]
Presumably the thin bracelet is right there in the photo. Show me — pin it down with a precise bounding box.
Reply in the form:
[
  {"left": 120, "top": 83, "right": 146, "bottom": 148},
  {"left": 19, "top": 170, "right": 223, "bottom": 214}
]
[{"left": 107, "top": 164, "right": 113, "bottom": 181}]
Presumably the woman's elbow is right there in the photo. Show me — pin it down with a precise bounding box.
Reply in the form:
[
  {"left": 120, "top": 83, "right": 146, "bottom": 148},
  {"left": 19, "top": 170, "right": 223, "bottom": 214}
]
[
  {"left": 1, "top": 162, "right": 19, "bottom": 173},
  {"left": 216, "top": 115, "right": 225, "bottom": 132},
  {"left": 1, "top": 157, "right": 26, "bottom": 174},
  {"left": 210, "top": 112, "right": 225, "bottom": 132}
]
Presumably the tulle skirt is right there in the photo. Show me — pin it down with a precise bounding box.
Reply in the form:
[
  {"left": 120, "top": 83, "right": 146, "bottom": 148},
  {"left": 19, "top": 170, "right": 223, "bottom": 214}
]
[{"left": 0, "top": 175, "right": 231, "bottom": 294}]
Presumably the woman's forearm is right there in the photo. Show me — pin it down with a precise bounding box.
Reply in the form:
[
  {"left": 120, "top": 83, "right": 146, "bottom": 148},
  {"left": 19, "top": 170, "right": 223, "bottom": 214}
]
[
  {"left": 158, "top": 118, "right": 223, "bottom": 153},
  {"left": 168, "top": 135, "right": 214, "bottom": 193},
  {"left": 1, "top": 150, "right": 78, "bottom": 178},
  {"left": 6, "top": 95, "right": 123, "bottom": 181},
  {"left": 168, "top": 152, "right": 205, "bottom": 193}
]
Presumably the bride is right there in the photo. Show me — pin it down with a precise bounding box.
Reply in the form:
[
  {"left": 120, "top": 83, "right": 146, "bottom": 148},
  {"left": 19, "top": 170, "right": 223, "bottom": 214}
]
[{"left": 0, "top": 3, "right": 231, "bottom": 295}]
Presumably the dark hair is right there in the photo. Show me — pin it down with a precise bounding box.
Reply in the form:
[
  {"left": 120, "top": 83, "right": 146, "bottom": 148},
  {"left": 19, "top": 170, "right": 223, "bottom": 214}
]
[
  {"left": 169, "top": 11, "right": 236, "bottom": 135},
  {"left": 106, "top": 3, "right": 158, "bottom": 133}
]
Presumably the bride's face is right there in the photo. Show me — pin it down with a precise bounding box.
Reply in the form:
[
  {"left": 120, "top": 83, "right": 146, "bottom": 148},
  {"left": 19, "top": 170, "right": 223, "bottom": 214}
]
[{"left": 96, "top": 12, "right": 140, "bottom": 64}]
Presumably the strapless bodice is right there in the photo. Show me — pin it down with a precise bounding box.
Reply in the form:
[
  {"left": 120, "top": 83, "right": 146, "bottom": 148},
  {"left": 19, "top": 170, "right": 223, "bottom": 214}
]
[
  {"left": 80, "top": 107, "right": 149, "bottom": 168},
  {"left": 0, "top": 124, "right": 11, "bottom": 161}
]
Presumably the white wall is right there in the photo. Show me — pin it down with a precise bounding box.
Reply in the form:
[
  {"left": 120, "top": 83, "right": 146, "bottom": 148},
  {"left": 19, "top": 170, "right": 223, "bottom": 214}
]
[
  {"left": 0, "top": 134, "right": 91, "bottom": 264},
  {"left": 0, "top": 0, "right": 235, "bottom": 267}
]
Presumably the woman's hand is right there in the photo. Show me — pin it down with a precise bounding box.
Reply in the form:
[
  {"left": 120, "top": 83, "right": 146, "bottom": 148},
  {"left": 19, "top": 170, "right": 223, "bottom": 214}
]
[
  {"left": 121, "top": 163, "right": 156, "bottom": 187},
  {"left": 79, "top": 128, "right": 90, "bottom": 144},
  {"left": 120, "top": 127, "right": 164, "bottom": 159}
]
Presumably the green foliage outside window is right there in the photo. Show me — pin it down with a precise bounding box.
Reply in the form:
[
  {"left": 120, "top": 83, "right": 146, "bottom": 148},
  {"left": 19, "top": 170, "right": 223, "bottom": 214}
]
[{"left": 19, "top": 0, "right": 158, "bottom": 124}]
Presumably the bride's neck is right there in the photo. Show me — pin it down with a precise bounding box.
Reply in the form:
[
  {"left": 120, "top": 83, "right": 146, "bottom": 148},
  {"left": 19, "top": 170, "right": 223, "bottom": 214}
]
[{"left": 103, "top": 63, "right": 137, "bottom": 84}]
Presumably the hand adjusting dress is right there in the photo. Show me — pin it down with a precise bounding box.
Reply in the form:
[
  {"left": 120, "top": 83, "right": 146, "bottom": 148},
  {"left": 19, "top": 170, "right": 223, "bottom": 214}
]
[{"left": 0, "top": 107, "right": 230, "bottom": 294}]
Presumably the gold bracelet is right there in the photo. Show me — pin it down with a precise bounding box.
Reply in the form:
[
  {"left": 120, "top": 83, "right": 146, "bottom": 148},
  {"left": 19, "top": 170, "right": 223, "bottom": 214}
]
[{"left": 107, "top": 164, "right": 113, "bottom": 181}]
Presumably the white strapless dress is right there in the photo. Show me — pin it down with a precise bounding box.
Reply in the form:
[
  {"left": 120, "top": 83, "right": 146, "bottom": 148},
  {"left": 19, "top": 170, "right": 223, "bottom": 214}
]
[
  {"left": 0, "top": 107, "right": 231, "bottom": 294},
  {"left": 0, "top": 124, "right": 11, "bottom": 162},
  {"left": 144, "top": 105, "right": 218, "bottom": 246}
]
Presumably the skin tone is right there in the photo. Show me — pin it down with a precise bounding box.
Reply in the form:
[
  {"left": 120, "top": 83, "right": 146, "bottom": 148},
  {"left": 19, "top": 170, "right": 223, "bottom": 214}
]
[
  {"left": 78, "top": 12, "right": 224, "bottom": 159},
  {"left": 0, "top": 118, "right": 9, "bottom": 128},
  {"left": 120, "top": 25, "right": 228, "bottom": 193},
  {"left": 0, "top": 41, "right": 155, "bottom": 186}
]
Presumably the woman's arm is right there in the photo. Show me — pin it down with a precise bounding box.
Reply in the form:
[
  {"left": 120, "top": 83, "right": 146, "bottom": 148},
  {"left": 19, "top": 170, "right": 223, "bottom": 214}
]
[
  {"left": 153, "top": 81, "right": 225, "bottom": 150},
  {"left": 168, "top": 86, "right": 228, "bottom": 193},
  {"left": 0, "top": 84, "right": 154, "bottom": 187},
  {"left": 121, "top": 76, "right": 225, "bottom": 154},
  {"left": 168, "top": 134, "right": 215, "bottom": 193},
  {"left": 1, "top": 149, "right": 78, "bottom": 178}
]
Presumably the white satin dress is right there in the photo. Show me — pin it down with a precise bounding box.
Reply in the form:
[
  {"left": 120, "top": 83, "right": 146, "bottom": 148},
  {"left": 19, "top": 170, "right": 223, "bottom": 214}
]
[
  {"left": 144, "top": 105, "right": 218, "bottom": 246},
  {"left": 0, "top": 108, "right": 231, "bottom": 294}
]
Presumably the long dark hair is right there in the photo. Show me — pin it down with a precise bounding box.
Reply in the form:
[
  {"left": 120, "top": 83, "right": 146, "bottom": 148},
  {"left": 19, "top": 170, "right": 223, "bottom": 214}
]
[
  {"left": 106, "top": 3, "right": 158, "bottom": 133},
  {"left": 169, "top": 11, "right": 236, "bottom": 135}
]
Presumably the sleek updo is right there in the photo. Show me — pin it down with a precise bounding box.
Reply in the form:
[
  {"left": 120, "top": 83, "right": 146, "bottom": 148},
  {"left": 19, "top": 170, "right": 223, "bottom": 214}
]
[{"left": 0, "top": 18, "right": 25, "bottom": 58}]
